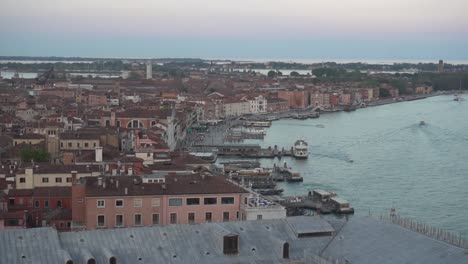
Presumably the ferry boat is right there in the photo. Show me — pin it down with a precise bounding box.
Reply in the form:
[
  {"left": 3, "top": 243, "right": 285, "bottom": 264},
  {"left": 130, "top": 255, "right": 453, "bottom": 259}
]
[
  {"left": 292, "top": 140, "right": 308, "bottom": 159},
  {"left": 188, "top": 152, "right": 217, "bottom": 163}
]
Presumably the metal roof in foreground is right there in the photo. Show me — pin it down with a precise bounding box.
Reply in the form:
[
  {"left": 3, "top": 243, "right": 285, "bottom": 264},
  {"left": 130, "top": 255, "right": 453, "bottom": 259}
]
[{"left": 0, "top": 216, "right": 466, "bottom": 264}]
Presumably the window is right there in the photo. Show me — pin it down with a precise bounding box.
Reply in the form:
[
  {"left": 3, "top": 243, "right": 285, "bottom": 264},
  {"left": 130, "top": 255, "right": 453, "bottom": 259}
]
[
  {"left": 9, "top": 198, "right": 15, "bottom": 205},
  {"left": 151, "top": 198, "right": 160, "bottom": 207},
  {"left": 205, "top": 212, "right": 212, "bottom": 222},
  {"left": 56, "top": 200, "right": 62, "bottom": 207},
  {"left": 283, "top": 242, "right": 290, "bottom": 259},
  {"left": 34, "top": 200, "right": 40, "bottom": 208},
  {"left": 77, "top": 142, "right": 80, "bottom": 148},
  {"left": 169, "top": 198, "right": 182, "bottom": 206},
  {"left": 19, "top": 198, "right": 24, "bottom": 205},
  {"left": 66, "top": 177, "right": 72, "bottom": 183},
  {"left": 60, "top": 142, "right": 64, "bottom": 148},
  {"left": 221, "top": 197, "right": 235, "bottom": 204},
  {"left": 115, "top": 215, "right": 124, "bottom": 227},
  {"left": 42, "top": 177, "right": 49, "bottom": 183},
  {"left": 223, "top": 212, "right": 230, "bottom": 222},
  {"left": 116, "top": 121, "right": 121, "bottom": 128},
  {"left": 19, "top": 177, "right": 25, "bottom": 183},
  {"left": 84, "top": 142, "right": 89, "bottom": 148},
  {"left": 97, "top": 200, "right": 105, "bottom": 208},
  {"left": 44, "top": 200, "right": 49, "bottom": 208},
  {"left": 55, "top": 177, "right": 62, "bottom": 183},
  {"left": 152, "top": 214, "right": 160, "bottom": 225},
  {"left": 257, "top": 214, "right": 263, "bottom": 220},
  {"left": 97, "top": 215, "right": 105, "bottom": 227},
  {"left": 186, "top": 198, "right": 200, "bottom": 205},
  {"left": 134, "top": 199, "right": 142, "bottom": 207},
  {"left": 188, "top": 213, "right": 195, "bottom": 224},
  {"left": 134, "top": 214, "right": 142, "bottom": 226},
  {"left": 204, "top": 197, "right": 217, "bottom": 205},
  {"left": 93, "top": 143, "right": 97, "bottom": 147},
  {"left": 223, "top": 235, "right": 239, "bottom": 254},
  {"left": 68, "top": 142, "right": 72, "bottom": 148},
  {"left": 236, "top": 211, "right": 239, "bottom": 220},
  {"left": 170, "top": 213, "right": 177, "bottom": 224},
  {"left": 115, "top": 199, "right": 123, "bottom": 207}
]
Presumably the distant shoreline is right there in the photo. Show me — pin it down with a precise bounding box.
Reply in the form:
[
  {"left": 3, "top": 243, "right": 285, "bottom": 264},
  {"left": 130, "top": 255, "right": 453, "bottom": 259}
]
[{"left": 1, "top": 56, "right": 468, "bottom": 65}]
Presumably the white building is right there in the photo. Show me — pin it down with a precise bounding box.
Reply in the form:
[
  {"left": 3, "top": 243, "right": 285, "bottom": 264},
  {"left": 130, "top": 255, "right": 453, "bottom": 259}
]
[
  {"left": 121, "top": 95, "right": 141, "bottom": 103},
  {"left": 248, "top": 95, "right": 267, "bottom": 114},
  {"left": 223, "top": 100, "right": 250, "bottom": 117},
  {"left": 240, "top": 193, "right": 287, "bottom": 220}
]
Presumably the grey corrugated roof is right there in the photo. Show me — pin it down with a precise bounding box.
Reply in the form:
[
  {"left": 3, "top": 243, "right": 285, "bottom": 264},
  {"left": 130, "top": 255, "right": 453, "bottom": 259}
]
[
  {"left": 321, "top": 216, "right": 468, "bottom": 264},
  {"left": 0, "top": 228, "right": 72, "bottom": 264},
  {"left": 0, "top": 216, "right": 466, "bottom": 264},
  {"left": 286, "top": 216, "right": 335, "bottom": 236}
]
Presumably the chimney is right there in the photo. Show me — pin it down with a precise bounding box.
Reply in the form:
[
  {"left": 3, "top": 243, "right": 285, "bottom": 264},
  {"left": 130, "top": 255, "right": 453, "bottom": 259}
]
[
  {"left": 128, "top": 168, "right": 133, "bottom": 176},
  {"left": 95, "top": 147, "right": 103, "bottom": 162},
  {"left": 98, "top": 177, "right": 103, "bottom": 186},
  {"left": 103, "top": 180, "right": 106, "bottom": 189},
  {"left": 71, "top": 171, "right": 78, "bottom": 184},
  {"left": 116, "top": 180, "right": 119, "bottom": 188},
  {"left": 124, "top": 187, "right": 128, "bottom": 195}
]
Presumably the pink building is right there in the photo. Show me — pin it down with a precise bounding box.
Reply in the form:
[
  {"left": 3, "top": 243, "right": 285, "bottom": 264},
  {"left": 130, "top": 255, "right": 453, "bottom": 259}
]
[{"left": 71, "top": 174, "right": 247, "bottom": 230}]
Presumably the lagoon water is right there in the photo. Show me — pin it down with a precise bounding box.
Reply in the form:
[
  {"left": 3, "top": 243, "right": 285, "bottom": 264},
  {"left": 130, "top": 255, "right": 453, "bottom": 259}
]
[{"left": 225, "top": 95, "right": 468, "bottom": 235}]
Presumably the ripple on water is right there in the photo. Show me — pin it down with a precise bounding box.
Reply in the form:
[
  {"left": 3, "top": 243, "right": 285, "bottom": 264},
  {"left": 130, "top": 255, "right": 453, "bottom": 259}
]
[{"left": 219, "top": 95, "right": 468, "bottom": 235}]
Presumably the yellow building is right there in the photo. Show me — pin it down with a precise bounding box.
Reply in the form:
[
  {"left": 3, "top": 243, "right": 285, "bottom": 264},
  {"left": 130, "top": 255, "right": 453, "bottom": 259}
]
[
  {"left": 13, "top": 134, "right": 45, "bottom": 146},
  {"left": 15, "top": 165, "right": 101, "bottom": 189}
]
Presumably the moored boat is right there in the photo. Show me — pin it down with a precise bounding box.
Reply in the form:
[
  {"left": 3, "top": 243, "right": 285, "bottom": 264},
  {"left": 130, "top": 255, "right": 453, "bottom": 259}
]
[{"left": 292, "top": 140, "right": 308, "bottom": 159}]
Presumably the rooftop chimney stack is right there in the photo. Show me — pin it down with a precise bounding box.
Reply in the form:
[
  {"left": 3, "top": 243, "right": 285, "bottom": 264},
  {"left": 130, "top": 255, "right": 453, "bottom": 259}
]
[
  {"left": 95, "top": 147, "right": 103, "bottom": 163},
  {"left": 124, "top": 187, "right": 128, "bottom": 195}
]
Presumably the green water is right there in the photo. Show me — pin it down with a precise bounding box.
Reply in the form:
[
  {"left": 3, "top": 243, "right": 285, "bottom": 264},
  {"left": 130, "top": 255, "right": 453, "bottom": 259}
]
[{"left": 225, "top": 95, "right": 468, "bottom": 235}]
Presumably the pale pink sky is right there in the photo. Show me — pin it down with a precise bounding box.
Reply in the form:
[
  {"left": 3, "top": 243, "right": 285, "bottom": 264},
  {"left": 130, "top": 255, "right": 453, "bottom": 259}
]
[
  {"left": 1, "top": 0, "right": 467, "bottom": 58},
  {"left": 1, "top": 0, "right": 467, "bottom": 36}
]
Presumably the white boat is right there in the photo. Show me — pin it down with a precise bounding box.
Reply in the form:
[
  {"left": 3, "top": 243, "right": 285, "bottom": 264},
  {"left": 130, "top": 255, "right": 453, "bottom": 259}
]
[
  {"left": 293, "top": 140, "right": 309, "bottom": 159},
  {"left": 243, "top": 128, "right": 266, "bottom": 135}
]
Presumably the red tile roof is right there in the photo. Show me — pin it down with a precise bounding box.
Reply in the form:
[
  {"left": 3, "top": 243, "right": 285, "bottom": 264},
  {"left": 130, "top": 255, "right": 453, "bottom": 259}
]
[{"left": 82, "top": 174, "right": 247, "bottom": 197}]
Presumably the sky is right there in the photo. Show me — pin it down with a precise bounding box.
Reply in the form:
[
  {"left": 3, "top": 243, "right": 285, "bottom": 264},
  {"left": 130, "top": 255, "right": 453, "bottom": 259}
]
[{"left": 0, "top": 0, "right": 468, "bottom": 61}]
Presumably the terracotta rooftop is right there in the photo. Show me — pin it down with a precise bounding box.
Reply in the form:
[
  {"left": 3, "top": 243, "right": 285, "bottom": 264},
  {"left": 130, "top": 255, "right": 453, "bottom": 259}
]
[
  {"left": 8, "top": 187, "right": 71, "bottom": 198},
  {"left": 82, "top": 174, "right": 247, "bottom": 197},
  {"left": 13, "top": 133, "right": 45, "bottom": 140},
  {"left": 21, "top": 165, "right": 101, "bottom": 174},
  {"left": 60, "top": 132, "right": 100, "bottom": 140}
]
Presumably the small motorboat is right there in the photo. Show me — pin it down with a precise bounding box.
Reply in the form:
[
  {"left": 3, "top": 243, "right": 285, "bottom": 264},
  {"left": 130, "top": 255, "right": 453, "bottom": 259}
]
[{"left": 419, "top": 121, "right": 426, "bottom": 126}]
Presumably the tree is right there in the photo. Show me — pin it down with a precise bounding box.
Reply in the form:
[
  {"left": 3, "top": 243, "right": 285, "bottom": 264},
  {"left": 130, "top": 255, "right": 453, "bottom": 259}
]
[
  {"left": 390, "top": 79, "right": 408, "bottom": 95},
  {"left": 128, "top": 72, "right": 142, "bottom": 80},
  {"left": 379, "top": 88, "right": 391, "bottom": 98},
  {"left": 290, "top": 71, "right": 300, "bottom": 77},
  {"left": 267, "top": 70, "right": 277, "bottom": 78},
  {"left": 20, "top": 147, "right": 50, "bottom": 162}
]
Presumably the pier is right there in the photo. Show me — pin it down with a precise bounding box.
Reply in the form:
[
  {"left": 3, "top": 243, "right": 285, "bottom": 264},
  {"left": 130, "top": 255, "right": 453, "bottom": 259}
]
[
  {"left": 265, "top": 189, "right": 354, "bottom": 216},
  {"left": 191, "top": 144, "right": 303, "bottom": 159}
]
